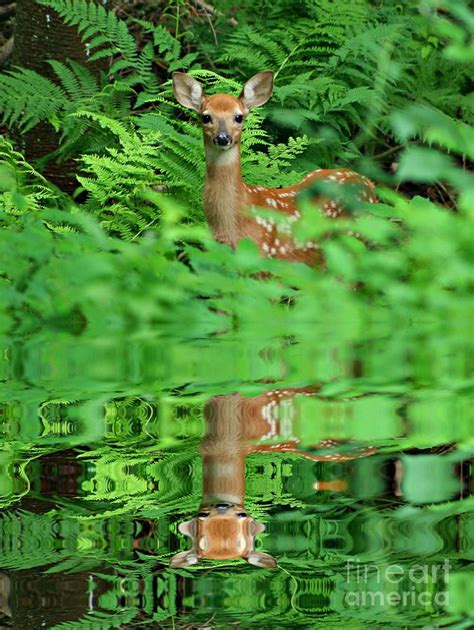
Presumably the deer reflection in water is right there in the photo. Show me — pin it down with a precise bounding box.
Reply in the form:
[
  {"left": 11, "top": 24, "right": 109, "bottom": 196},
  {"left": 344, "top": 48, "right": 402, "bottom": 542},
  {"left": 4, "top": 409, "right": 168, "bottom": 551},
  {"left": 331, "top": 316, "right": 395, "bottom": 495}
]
[{"left": 170, "top": 388, "right": 375, "bottom": 568}]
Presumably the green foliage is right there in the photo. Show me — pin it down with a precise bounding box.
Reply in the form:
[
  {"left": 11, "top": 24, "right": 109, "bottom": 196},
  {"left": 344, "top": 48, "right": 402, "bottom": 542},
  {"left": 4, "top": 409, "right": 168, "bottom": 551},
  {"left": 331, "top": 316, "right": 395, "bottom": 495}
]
[
  {"left": 0, "top": 137, "right": 59, "bottom": 218},
  {"left": 210, "top": 0, "right": 473, "bottom": 167},
  {"left": 39, "top": 0, "right": 156, "bottom": 87},
  {"left": 0, "top": 0, "right": 471, "bottom": 349},
  {"left": 0, "top": 0, "right": 473, "bottom": 628},
  {"left": 0, "top": 67, "right": 66, "bottom": 132}
]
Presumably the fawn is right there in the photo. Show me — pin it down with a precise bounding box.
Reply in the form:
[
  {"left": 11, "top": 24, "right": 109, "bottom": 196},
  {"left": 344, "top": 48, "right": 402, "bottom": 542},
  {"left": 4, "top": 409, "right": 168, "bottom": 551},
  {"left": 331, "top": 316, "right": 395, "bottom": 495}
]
[
  {"left": 170, "top": 388, "right": 375, "bottom": 568},
  {"left": 172, "top": 71, "right": 376, "bottom": 263}
]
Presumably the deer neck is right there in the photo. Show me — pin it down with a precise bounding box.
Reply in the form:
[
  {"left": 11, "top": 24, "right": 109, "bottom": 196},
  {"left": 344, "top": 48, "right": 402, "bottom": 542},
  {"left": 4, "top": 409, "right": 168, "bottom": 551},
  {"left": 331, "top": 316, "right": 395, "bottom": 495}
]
[
  {"left": 201, "top": 451, "right": 246, "bottom": 506},
  {"left": 203, "top": 143, "right": 247, "bottom": 247},
  {"left": 201, "top": 395, "right": 246, "bottom": 506}
]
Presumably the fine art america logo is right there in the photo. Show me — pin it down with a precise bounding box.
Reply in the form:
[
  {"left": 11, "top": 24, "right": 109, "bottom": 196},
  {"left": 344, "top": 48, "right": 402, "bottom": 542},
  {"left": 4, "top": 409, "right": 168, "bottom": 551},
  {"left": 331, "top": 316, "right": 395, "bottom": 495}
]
[{"left": 344, "top": 559, "right": 450, "bottom": 608}]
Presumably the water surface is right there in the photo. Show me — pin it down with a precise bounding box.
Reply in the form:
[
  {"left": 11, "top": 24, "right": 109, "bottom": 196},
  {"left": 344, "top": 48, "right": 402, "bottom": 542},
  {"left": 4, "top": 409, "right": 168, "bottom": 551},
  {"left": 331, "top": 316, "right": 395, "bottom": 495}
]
[{"left": 0, "top": 324, "right": 472, "bottom": 628}]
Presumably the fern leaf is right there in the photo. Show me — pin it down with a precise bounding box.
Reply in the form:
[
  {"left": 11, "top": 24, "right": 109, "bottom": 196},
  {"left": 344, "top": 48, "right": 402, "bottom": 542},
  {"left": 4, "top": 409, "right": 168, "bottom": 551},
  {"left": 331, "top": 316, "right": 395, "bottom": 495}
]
[
  {"left": 0, "top": 69, "right": 65, "bottom": 131},
  {"left": 38, "top": 0, "right": 138, "bottom": 66}
]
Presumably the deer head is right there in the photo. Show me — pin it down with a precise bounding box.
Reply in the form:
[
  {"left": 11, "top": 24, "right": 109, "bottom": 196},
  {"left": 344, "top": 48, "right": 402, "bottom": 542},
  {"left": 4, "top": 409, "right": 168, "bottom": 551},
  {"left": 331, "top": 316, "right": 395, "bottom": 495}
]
[
  {"left": 170, "top": 502, "right": 276, "bottom": 568},
  {"left": 172, "top": 71, "right": 274, "bottom": 153}
]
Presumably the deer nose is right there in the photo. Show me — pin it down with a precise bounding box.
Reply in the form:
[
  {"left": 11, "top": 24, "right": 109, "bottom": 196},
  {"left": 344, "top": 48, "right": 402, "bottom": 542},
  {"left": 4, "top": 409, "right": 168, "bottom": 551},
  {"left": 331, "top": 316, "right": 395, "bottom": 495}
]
[
  {"left": 215, "top": 503, "right": 231, "bottom": 510},
  {"left": 215, "top": 133, "right": 231, "bottom": 146}
]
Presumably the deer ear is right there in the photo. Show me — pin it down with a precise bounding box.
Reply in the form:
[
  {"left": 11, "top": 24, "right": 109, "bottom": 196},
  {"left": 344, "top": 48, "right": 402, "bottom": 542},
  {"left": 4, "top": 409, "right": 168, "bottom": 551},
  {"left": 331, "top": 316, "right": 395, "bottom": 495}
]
[
  {"left": 178, "top": 520, "right": 195, "bottom": 537},
  {"left": 170, "top": 549, "right": 199, "bottom": 568},
  {"left": 246, "top": 550, "right": 277, "bottom": 568},
  {"left": 172, "top": 72, "right": 204, "bottom": 112},
  {"left": 250, "top": 520, "right": 266, "bottom": 535},
  {"left": 239, "top": 71, "right": 274, "bottom": 110}
]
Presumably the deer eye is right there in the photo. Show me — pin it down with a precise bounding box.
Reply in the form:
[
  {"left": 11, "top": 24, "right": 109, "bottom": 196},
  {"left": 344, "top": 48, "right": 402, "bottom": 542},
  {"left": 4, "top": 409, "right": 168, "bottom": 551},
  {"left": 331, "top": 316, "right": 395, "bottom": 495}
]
[
  {"left": 202, "top": 114, "right": 212, "bottom": 124},
  {"left": 236, "top": 512, "right": 247, "bottom": 518},
  {"left": 198, "top": 512, "right": 209, "bottom": 518},
  {"left": 234, "top": 114, "right": 243, "bottom": 123}
]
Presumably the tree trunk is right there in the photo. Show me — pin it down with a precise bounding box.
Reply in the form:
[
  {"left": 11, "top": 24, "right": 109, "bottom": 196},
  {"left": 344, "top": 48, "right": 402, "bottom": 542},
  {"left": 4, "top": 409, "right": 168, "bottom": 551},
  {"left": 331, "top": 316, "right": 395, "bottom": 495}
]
[{"left": 12, "top": 0, "right": 115, "bottom": 192}]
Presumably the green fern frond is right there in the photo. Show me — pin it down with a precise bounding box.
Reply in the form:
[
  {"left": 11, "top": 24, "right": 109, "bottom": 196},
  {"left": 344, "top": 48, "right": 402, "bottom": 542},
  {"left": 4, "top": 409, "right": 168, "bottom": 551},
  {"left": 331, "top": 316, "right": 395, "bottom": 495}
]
[
  {"left": 0, "top": 68, "right": 65, "bottom": 132},
  {"left": 0, "top": 138, "right": 58, "bottom": 219},
  {"left": 48, "top": 59, "right": 98, "bottom": 101},
  {"left": 38, "top": 0, "right": 138, "bottom": 66},
  {"left": 37, "top": 0, "right": 184, "bottom": 94}
]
